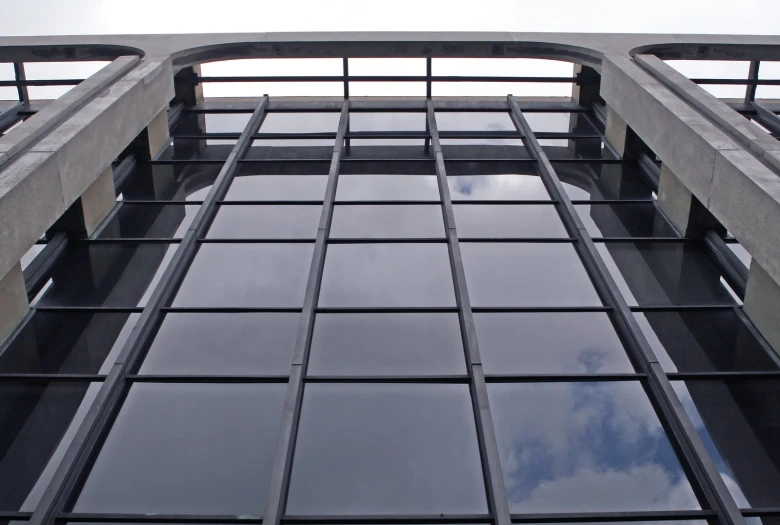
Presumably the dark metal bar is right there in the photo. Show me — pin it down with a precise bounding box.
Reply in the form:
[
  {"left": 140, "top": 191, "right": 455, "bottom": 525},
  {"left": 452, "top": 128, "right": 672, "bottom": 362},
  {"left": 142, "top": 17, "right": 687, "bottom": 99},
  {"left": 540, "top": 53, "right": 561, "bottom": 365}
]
[
  {"left": 127, "top": 374, "right": 289, "bottom": 383},
  {"left": 704, "top": 230, "right": 748, "bottom": 298},
  {"left": 14, "top": 62, "right": 30, "bottom": 104},
  {"left": 283, "top": 515, "right": 491, "bottom": 524},
  {"left": 510, "top": 509, "right": 717, "bottom": 523},
  {"left": 751, "top": 100, "right": 780, "bottom": 136},
  {"left": 26, "top": 96, "right": 271, "bottom": 525},
  {"left": 24, "top": 231, "right": 68, "bottom": 301},
  {"left": 304, "top": 375, "right": 471, "bottom": 384},
  {"left": 486, "top": 373, "right": 645, "bottom": 382},
  {"left": 192, "top": 75, "right": 587, "bottom": 84},
  {"left": 427, "top": 98, "right": 512, "bottom": 525},
  {"left": 692, "top": 78, "right": 780, "bottom": 85},
  {"left": 61, "top": 514, "right": 264, "bottom": 523},
  {"left": 745, "top": 61, "right": 760, "bottom": 104},
  {"left": 262, "top": 100, "right": 350, "bottom": 525},
  {"left": 507, "top": 94, "right": 748, "bottom": 525},
  {"left": 343, "top": 57, "right": 349, "bottom": 99},
  {"left": 0, "top": 78, "right": 83, "bottom": 87},
  {"left": 668, "top": 371, "right": 780, "bottom": 380},
  {"left": 426, "top": 57, "right": 432, "bottom": 99},
  {"left": 0, "top": 374, "right": 105, "bottom": 381}
]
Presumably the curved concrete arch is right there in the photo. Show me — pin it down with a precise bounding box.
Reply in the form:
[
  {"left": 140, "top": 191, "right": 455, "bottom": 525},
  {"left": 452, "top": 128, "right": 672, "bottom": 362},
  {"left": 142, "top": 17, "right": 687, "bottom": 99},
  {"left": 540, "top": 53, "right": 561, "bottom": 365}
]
[
  {"left": 629, "top": 41, "right": 780, "bottom": 61},
  {"left": 0, "top": 43, "right": 144, "bottom": 63}
]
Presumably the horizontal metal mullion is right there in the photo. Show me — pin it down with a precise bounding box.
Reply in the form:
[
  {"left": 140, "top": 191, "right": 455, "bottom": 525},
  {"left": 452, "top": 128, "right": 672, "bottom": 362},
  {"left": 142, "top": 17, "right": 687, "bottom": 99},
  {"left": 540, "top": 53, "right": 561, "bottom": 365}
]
[
  {"left": 334, "top": 200, "right": 442, "bottom": 205},
  {"left": 326, "top": 237, "right": 446, "bottom": 243},
  {"left": 569, "top": 199, "right": 655, "bottom": 204},
  {"left": 629, "top": 304, "right": 738, "bottom": 311},
  {"left": 314, "top": 306, "right": 459, "bottom": 314},
  {"left": 118, "top": 200, "right": 205, "bottom": 205},
  {"left": 216, "top": 200, "right": 325, "bottom": 205},
  {"left": 471, "top": 306, "right": 611, "bottom": 313},
  {"left": 59, "top": 514, "right": 263, "bottom": 523},
  {"left": 667, "top": 371, "right": 780, "bottom": 380},
  {"left": 692, "top": 78, "right": 780, "bottom": 85},
  {"left": 457, "top": 237, "right": 577, "bottom": 242},
  {"left": 86, "top": 238, "right": 182, "bottom": 243},
  {"left": 282, "top": 515, "right": 492, "bottom": 524},
  {"left": 590, "top": 236, "right": 687, "bottom": 242},
  {"left": 0, "top": 78, "right": 84, "bottom": 87},
  {"left": 253, "top": 132, "right": 338, "bottom": 139},
  {"left": 0, "top": 374, "right": 106, "bottom": 382},
  {"left": 303, "top": 375, "right": 471, "bottom": 383},
  {"left": 510, "top": 509, "right": 716, "bottom": 523},
  {"left": 197, "top": 238, "right": 316, "bottom": 243},
  {"left": 160, "top": 306, "right": 303, "bottom": 313},
  {"left": 486, "top": 373, "right": 645, "bottom": 382},
  {"left": 451, "top": 199, "right": 556, "bottom": 204},
  {"left": 32, "top": 306, "right": 146, "bottom": 313},
  {"left": 194, "top": 75, "right": 584, "bottom": 83},
  {"left": 127, "top": 375, "right": 289, "bottom": 383},
  {"left": 148, "top": 159, "right": 226, "bottom": 165}
]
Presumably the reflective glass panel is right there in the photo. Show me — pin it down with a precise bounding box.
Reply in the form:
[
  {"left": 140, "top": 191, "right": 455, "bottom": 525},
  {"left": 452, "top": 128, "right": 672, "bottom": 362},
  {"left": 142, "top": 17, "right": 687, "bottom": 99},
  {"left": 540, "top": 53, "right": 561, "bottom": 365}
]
[
  {"left": 225, "top": 174, "right": 328, "bottom": 201},
  {"left": 119, "top": 163, "right": 221, "bottom": 202},
  {"left": 488, "top": 382, "right": 699, "bottom": 513},
  {"left": 206, "top": 205, "right": 321, "bottom": 239},
  {"left": 436, "top": 112, "right": 516, "bottom": 132},
  {"left": 545, "top": 139, "right": 611, "bottom": 160},
  {"left": 287, "top": 383, "right": 487, "bottom": 514},
  {"left": 0, "top": 382, "right": 97, "bottom": 511},
  {"left": 575, "top": 203, "right": 678, "bottom": 238},
  {"left": 596, "top": 242, "right": 738, "bottom": 306},
  {"left": 97, "top": 204, "right": 200, "bottom": 239},
  {"left": 454, "top": 204, "right": 568, "bottom": 238},
  {"left": 335, "top": 175, "right": 440, "bottom": 201},
  {"left": 330, "top": 205, "right": 445, "bottom": 239},
  {"left": 0, "top": 312, "right": 137, "bottom": 374},
  {"left": 635, "top": 309, "right": 778, "bottom": 373},
  {"left": 672, "top": 379, "right": 780, "bottom": 508},
  {"left": 349, "top": 112, "right": 426, "bottom": 131},
  {"left": 203, "top": 112, "right": 252, "bottom": 133},
  {"left": 73, "top": 383, "right": 286, "bottom": 514},
  {"left": 319, "top": 243, "right": 455, "bottom": 307},
  {"left": 441, "top": 139, "right": 529, "bottom": 160},
  {"left": 475, "top": 312, "right": 633, "bottom": 374},
  {"left": 173, "top": 243, "right": 313, "bottom": 307},
  {"left": 460, "top": 243, "right": 601, "bottom": 307},
  {"left": 555, "top": 162, "right": 655, "bottom": 202},
  {"left": 140, "top": 313, "right": 300, "bottom": 375},
  {"left": 259, "top": 112, "right": 340, "bottom": 133},
  {"left": 524, "top": 112, "right": 598, "bottom": 134},
  {"left": 448, "top": 174, "right": 550, "bottom": 201},
  {"left": 308, "top": 313, "right": 466, "bottom": 375}
]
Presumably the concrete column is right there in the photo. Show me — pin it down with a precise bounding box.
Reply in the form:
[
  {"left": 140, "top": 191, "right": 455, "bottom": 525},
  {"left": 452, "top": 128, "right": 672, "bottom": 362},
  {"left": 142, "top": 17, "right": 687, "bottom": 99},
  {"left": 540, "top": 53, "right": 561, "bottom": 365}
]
[
  {"left": 604, "top": 106, "right": 651, "bottom": 160},
  {"left": 0, "top": 262, "right": 28, "bottom": 342},
  {"left": 51, "top": 167, "right": 116, "bottom": 237},
  {"left": 146, "top": 108, "right": 170, "bottom": 159},
  {"left": 657, "top": 164, "right": 723, "bottom": 237},
  {"left": 744, "top": 261, "right": 780, "bottom": 354}
]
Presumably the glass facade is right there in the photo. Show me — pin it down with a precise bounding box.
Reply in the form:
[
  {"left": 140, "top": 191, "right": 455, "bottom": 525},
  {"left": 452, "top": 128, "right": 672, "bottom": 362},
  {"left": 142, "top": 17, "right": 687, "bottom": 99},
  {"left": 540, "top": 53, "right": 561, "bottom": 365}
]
[{"left": 2, "top": 55, "right": 778, "bottom": 525}]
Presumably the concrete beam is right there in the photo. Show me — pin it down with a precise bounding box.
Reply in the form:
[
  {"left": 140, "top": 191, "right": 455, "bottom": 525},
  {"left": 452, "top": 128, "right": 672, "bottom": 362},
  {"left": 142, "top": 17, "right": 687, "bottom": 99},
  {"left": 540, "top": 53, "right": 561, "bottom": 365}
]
[
  {"left": 0, "top": 263, "right": 28, "bottom": 342},
  {"left": 600, "top": 54, "right": 780, "bottom": 288},
  {"left": 0, "top": 57, "right": 174, "bottom": 281},
  {"left": 744, "top": 262, "right": 780, "bottom": 355},
  {"left": 658, "top": 164, "right": 722, "bottom": 237}
]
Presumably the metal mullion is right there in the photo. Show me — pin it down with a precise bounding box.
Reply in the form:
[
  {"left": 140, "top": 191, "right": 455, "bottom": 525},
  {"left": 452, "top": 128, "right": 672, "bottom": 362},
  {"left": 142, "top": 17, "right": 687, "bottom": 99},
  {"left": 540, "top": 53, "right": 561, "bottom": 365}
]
[
  {"left": 629, "top": 304, "right": 738, "bottom": 312},
  {"left": 118, "top": 200, "right": 205, "bottom": 205},
  {"left": 262, "top": 100, "right": 350, "bottom": 525},
  {"left": 745, "top": 61, "right": 760, "bottom": 104},
  {"left": 127, "top": 374, "right": 289, "bottom": 383},
  {"left": 14, "top": 62, "right": 30, "bottom": 104},
  {"left": 314, "top": 306, "right": 459, "bottom": 314},
  {"left": 60, "top": 514, "right": 263, "bottom": 524},
  {"left": 0, "top": 374, "right": 106, "bottom": 382},
  {"left": 668, "top": 371, "right": 780, "bottom": 380},
  {"left": 217, "top": 200, "right": 324, "bottom": 205},
  {"left": 162, "top": 306, "right": 302, "bottom": 313},
  {"left": 304, "top": 375, "right": 470, "bottom": 384},
  {"left": 28, "top": 96, "right": 271, "bottom": 525},
  {"left": 486, "top": 373, "right": 645, "bottom": 382},
  {"left": 507, "top": 94, "right": 747, "bottom": 525},
  {"left": 751, "top": 100, "right": 780, "bottom": 136},
  {"left": 510, "top": 509, "right": 716, "bottom": 523},
  {"left": 283, "top": 515, "right": 491, "bottom": 524},
  {"left": 427, "top": 98, "right": 511, "bottom": 525}
]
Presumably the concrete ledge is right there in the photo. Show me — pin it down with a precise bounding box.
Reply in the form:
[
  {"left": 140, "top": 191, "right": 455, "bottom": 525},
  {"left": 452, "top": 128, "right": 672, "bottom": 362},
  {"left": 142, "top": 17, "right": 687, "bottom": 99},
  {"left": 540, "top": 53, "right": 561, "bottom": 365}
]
[{"left": 0, "top": 56, "right": 139, "bottom": 167}]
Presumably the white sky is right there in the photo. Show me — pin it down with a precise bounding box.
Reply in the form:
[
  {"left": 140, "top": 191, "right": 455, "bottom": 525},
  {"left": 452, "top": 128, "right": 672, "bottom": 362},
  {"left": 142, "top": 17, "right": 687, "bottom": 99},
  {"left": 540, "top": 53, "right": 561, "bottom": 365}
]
[{"left": 1, "top": 0, "right": 779, "bottom": 100}]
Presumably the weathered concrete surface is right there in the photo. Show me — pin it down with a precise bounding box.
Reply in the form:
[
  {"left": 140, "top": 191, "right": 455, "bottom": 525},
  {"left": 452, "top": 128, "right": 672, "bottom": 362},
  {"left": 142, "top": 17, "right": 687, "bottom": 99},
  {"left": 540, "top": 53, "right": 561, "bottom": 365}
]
[
  {"left": 745, "top": 262, "right": 780, "bottom": 355},
  {"left": 0, "top": 263, "right": 28, "bottom": 342},
  {"left": 80, "top": 166, "right": 116, "bottom": 234},
  {"left": 146, "top": 108, "right": 171, "bottom": 158}
]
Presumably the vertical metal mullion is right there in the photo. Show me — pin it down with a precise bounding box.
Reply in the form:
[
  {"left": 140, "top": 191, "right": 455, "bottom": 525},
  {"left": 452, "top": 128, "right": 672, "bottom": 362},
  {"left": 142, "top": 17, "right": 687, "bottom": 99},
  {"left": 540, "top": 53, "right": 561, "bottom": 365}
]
[
  {"left": 507, "top": 94, "right": 747, "bottom": 525},
  {"left": 14, "top": 62, "right": 30, "bottom": 105},
  {"left": 28, "top": 96, "right": 271, "bottom": 525},
  {"left": 427, "top": 99, "right": 512, "bottom": 525},
  {"left": 263, "top": 100, "right": 350, "bottom": 525},
  {"left": 745, "top": 61, "right": 760, "bottom": 104}
]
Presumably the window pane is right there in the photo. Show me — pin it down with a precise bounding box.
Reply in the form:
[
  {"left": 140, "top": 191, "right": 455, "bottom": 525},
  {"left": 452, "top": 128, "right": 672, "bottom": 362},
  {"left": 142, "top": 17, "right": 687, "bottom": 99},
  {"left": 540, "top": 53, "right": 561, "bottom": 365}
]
[
  {"left": 203, "top": 113, "right": 252, "bottom": 133},
  {"left": 120, "top": 163, "right": 220, "bottom": 202},
  {"left": 448, "top": 174, "right": 550, "bottom": 201},
  {"left": 0, "top": 312, "right": 136, "bottom": 374},
  {"left": 545, "top": 138, "right": 610, "bottom": 160},
  {"left": 461, "top": 243, "right": 601, "bottom": 307},
  {"left": 488, "top": 382, "right": 699, "bottom": 513},
  {"left": 436, "top": 112, "right": 516, "bottom": 132},
  {"left": 441, "top": 139, "right": 529, "bottom": 160},
  {"left": 173, "top": 243, "right": 313, "bottom": 307},
  {"left": 524, "top": 112, "right": 597, "bottom": 134},
  {"left": 454, "top": 204, "right": 568, "bottom": 238},
  {"left": 319, "top": 243, "right": 455, "bottom": 307},
  {"left": 308, "top": 313, "right": 466, "bottom": 376},
  {"left": 206, "top": 205, "right": 321, "bottom": 239},
  {"left": 350, "top": 112, "right": 426, "bottom": 132},
  {"left": 596, "top": 242, "right": 738, "bottom": 307},
  {"left": 97, "top": 204, "right": 200, "bottom": 239},
  {"left": 225, "top": 174, "right": 328, "bottom": 201},
  {"left": 330, "top": 205, "right": 444, "bottom": 239},
  {"left": 72, "top": 383, "right": 286, "bottom": 514},
  {"left": 636, "top": 309, "right": 778, "bottom": 373},
  {"left": 575, "top": 203, "right": 678, "bottom": 238},
  {"left": 0, "top": 382, "right": 97, "bottom": 511},
  {"left": 139, "top": 313, "right": 299, "bottom": 375},
  {"left": 287, "top": 383, "right": 487, "bottom": 514},
  {"left": 336, "top": 174, "right": 440, "bottom": 201},
  {"left": 475, "top": 312, "right": 633, "bottom": 374},
  {"left": 672, "top": 379, "right": 780, "bottom": 508},
  {"left": 728, "top": 243, "right": 752, "bottom": 268},
  {"left": 34, "top": 243, "right": 178, "bottom": 308},
  {"left": 259, "top": 112, "right": 340, "bottom": 133},
  {"left": 555, "top": 162, "right": 655, "bottom": 202}
]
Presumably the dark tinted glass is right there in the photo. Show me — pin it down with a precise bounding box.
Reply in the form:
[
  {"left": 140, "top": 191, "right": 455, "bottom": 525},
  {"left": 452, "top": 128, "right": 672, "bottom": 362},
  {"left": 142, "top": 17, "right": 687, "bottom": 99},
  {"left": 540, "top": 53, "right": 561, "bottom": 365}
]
[
  {"left": 97, "top": 204, "right": 200, "bottom": 239},
  {"left": 636, "top": 309, "right": 778, "bottom": 373},
  {"left": 441, "top": 139, "right": 530, "bottom": 160},
  {"left": 672, "top": 379, "right": 780, "bottom": 508},
  {"left": 308, "top": 313, "right": 466, "bottom": 375},
  {"left": 460, "top": 243, "right": 601, "bottom": 307},
  {"left": 0, "top": 381, "right": 96, "bottom": 511},
  {"left": 120, "top": 163, "right": 220, "bottom": 202},
  {"left": 544, "top": 138, "right": 611, "bottom": 160},
  {"left": 319, "top": 243, "right": 456, "bottom": 307},
  {"left": 575, "top": 203, "right": 678, "bottom": 238},
  {"left": 206, "top": 205, "right": 321, "bottom": 239},
  {"left": 448, "top": 174, "right": 550, "bottom": 201},
  {"left": 436, "top": 112, "right": 516, "bottom": 131},
  {"left": 34, "top": 243, "right": 178, "bottom": 308},
  {"left": 454, "top": 204, "right": 568, "bottom": 238},
  {"left": 203, "top": 112, "right": 252, "bottom": 133},
  {"left": 524, "top": 112, "right": 598, "bottom": 134},
  {"left": 139, "top": 313, "right": 300, "bottom": 375},
  {"left": 245, "top": 141, "right": 334, "bottom": 158},
  {"left": 225, "top": 174, "right": 328, "bottom": 201},
  {"left": 488, "top": 382, "right": 699, "bottom": 513},
  {"left": 596, "top": 242, "right": 738, "bottom": 306},
  {"left": 287, "top": 383, "right": 487, "bottom": 514},
  {"left": 172, "top": 243, "right": 313, "bottom": 307},
  {"left": 72, "top": 383, "right": 286, "bottom": 514},
  {"left": 330, "top": 205, "right": 445, "bottom": 239},
  {"left": 336, "top": 174, "right": 440, "bottom": 201},
  {"left": 556, "top": 162, "right": 655, "bottom": 201},
  {"left": 0, "top": 312, "right": 137, "bottom": 374},
  {"left": 259, "top": 112, "right": 340, "bottom": 133},
  {"left": 475, "top": 312, "right": 633, "bottom": 374},
  {"left": 350, "top": 112, "right": 426, "bottom": 131}
]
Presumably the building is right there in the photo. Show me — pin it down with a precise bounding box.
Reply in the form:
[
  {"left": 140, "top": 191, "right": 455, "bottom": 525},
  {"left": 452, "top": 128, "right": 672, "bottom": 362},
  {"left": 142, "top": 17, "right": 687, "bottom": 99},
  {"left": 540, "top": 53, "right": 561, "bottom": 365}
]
[{"left": 0, "top": 32, "right": 779, "bottom": 525}]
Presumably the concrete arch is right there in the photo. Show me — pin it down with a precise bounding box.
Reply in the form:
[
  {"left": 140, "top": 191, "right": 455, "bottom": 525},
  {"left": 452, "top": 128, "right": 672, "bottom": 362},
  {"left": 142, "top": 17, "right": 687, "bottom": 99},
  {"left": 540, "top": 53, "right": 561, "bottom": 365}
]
[{"left": 0, "top": 43, "right": 144, "bottom": 63}]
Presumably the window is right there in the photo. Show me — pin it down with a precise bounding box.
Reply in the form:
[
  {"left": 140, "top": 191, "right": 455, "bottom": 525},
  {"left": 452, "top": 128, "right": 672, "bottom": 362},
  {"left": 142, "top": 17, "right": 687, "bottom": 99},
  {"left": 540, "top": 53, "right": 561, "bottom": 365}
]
[
  {"left": 330, "top": 205, "right": 445, "bottom": 239},
  {"left": 454, "top": 204, "right": 568, "bottom": 238},
  {"left": 206, "top": 205, "right": 321, "bottom": 239},
  {"left": 336, "top": 174, "right": 440, "bottom": 201}
]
